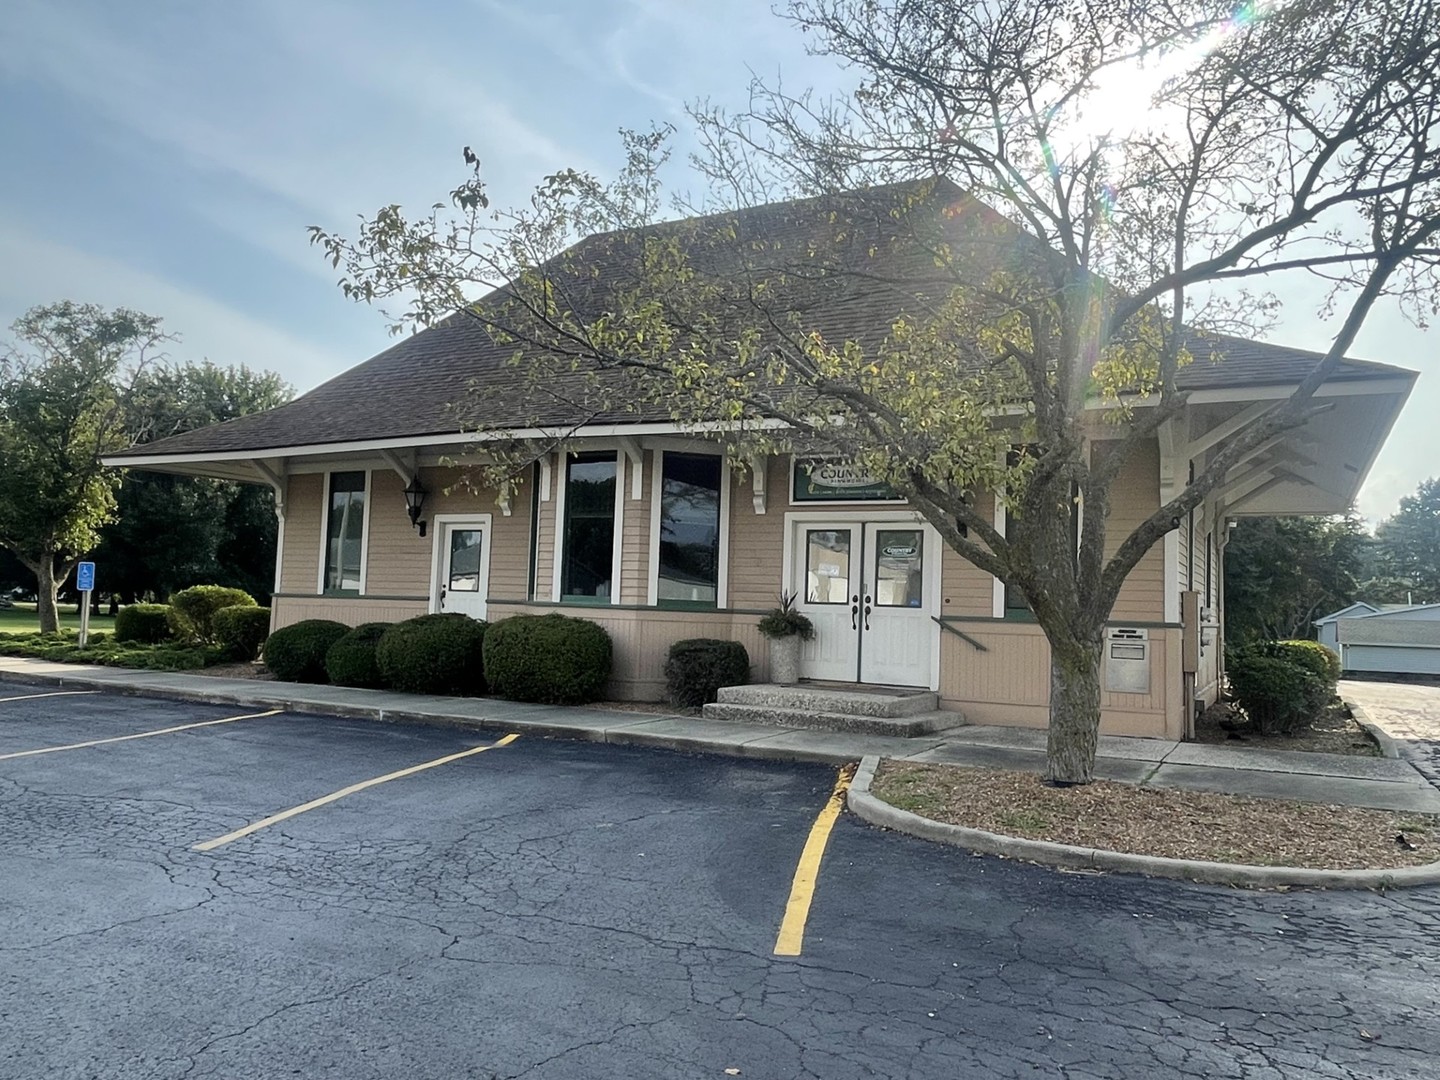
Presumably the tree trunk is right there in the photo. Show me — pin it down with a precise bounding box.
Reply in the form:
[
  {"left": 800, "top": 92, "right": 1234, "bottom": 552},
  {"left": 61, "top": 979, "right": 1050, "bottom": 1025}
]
[
  {"left": 1045, "top": 634, "right": 1105, "bottom": 784},
  {"left": 35, "top": 558, "right": 60, "bottom": 635}
]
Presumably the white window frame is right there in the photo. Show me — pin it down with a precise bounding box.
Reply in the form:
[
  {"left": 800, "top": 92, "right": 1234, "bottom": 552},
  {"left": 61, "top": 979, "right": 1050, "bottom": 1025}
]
[
  {"left": 316, "top": 468, "right": 371, "bottom": 596},
  {"left": 428, "top": 512, "right": 494, "bottom": 616},
  {"left": 552, "top": 450, "right": 625, "bottom": 606},
  {"left": 647, "top": 449, "right": 731, "bottom": 608}
]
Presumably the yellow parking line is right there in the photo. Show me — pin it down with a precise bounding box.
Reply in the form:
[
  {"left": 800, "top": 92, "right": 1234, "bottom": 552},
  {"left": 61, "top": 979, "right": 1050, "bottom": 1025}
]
[
  {"left": 0, "top": 690, "right": 101, "bottom": 704},
  {"left": 0, "top": 709, "right": 282, "bottom": 761},
  {"left": 774, "top": 763, "right": 856, "bottom": 957},
  {"left": 194, "top": 732, "right": 521, "bottom": 852}
]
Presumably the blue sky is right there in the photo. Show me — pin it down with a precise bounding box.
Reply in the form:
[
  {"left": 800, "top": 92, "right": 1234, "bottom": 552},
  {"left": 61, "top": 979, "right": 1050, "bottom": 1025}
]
[{"left": 0, "top": 0, "right": 1432, "bottom": 519}]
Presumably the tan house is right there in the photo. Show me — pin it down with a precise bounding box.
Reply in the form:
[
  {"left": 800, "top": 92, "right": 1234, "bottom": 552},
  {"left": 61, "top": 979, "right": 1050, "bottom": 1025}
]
[{"left": 104, "top": 184, "right": 1414, "bottom": 740}]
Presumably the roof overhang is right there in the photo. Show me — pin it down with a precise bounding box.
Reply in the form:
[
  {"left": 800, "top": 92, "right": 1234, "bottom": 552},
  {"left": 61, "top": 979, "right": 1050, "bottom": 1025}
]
[{"left": 1174, "top": 374, "right": 1415, "bottom": 517}]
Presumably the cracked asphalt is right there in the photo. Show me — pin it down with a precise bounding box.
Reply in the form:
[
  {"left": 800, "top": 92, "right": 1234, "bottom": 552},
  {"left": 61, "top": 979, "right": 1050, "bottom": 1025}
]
[{"left": 2, "top": 689, "right": 1438, "bottom": 1079}]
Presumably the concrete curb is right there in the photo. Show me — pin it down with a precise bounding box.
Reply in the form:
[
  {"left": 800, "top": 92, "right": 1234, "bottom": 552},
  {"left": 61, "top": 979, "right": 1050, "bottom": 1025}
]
[
  {"left": 847, "top": 755, "right": 1440, "bottom": 890},
  {"left": 1346, "top": 699, "right": 1402, "bottom": 760},
  {"left": 0, "top": 668, "right": 865, "bottom": 766}
]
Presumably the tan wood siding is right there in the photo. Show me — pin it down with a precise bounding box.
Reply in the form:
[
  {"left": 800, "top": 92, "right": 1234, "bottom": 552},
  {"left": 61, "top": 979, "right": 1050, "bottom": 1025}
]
[
  {"left": 272, "top": 595, "right": 428, "bottom": 630},
  {"left": 939, "top": 487, "right": 996, "bottom": 618},
  {"left": 534, "top": 456, "right": 558, "bottom": 602},
  {"left": 280, "top": 473, "right": 323, "bottom": 594},
  {"left": 726, "top": 455, "right": 786, "bottom": 610},
  {"left": 619, "top": 451, "right": 653, "bottom": 604},
  {"left": 363, "top": 469, "right": 432, "bottom": 598},
  {"left": 1103, "top": 440, "right": 1165, "bottom": 624}
]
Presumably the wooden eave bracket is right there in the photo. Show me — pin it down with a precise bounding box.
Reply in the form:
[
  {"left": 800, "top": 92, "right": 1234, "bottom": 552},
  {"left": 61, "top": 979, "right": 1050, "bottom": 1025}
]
[
  {"left": 750, "top": 455, "right": 767, "bottom": 514},
  {"left": 616, "top": 437, "right": 644, "bottom": 499}
]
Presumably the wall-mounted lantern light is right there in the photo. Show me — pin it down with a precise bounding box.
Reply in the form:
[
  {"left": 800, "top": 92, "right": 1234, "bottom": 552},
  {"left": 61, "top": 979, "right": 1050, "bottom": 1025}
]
[{"left": 403, "top": 476, "right": 428, "bottom": 537}]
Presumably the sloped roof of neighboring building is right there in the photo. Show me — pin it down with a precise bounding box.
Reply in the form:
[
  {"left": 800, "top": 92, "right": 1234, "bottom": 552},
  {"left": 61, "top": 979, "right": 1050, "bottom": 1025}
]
[
  {"left": 110, "top": 177, "right": 1417, "bottom": 462},
  {"left": 1315, "top": 601, "right": 1381, "bottom": 624}
]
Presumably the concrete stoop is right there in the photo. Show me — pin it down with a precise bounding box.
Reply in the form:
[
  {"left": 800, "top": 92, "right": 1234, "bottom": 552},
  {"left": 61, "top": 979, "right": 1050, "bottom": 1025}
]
[{"left": 703, "top": 683, "right": 964, "bottom": 737}]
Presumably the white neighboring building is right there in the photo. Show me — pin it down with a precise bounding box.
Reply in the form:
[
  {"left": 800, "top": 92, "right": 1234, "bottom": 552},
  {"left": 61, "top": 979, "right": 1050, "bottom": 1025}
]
[{"left": 1316, "top": 602, "right": 1440, "bottom": 676}]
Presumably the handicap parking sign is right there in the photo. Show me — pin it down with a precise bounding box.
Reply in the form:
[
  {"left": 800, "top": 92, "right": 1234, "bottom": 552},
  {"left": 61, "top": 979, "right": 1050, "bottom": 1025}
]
[{"left": 76, "top": 562, "right": 96, "bottom": 592}]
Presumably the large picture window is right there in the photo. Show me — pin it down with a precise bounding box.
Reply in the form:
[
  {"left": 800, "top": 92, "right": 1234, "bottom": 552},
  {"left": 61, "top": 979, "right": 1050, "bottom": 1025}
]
[
  {"left": 657, "top": 453, "right": 722, "bottom": 604},
  {"left": 560, "top": 453, "right": 618, "bottom": 601},
  {"left": 323, "top": 471, "right": 367, "bottom": 593}
]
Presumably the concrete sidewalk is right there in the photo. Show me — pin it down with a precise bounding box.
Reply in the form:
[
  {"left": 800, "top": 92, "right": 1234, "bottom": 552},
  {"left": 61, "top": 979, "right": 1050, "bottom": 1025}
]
[{"left": 3, "top": 657, "right": 1438, "bottom": 814}]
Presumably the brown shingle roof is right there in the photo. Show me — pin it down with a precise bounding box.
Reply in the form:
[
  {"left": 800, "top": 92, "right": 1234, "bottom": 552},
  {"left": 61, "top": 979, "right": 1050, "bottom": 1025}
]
[{"left": 112, "top": 179, "right": 1414, "bottom": 460}]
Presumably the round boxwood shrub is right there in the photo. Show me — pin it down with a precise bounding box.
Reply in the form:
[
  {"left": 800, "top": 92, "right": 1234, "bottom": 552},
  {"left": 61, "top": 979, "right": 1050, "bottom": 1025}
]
[
  {"left": 264, "top": 619, "right": 349, "bottom": 683},
  {"left": 326, "top": 622, "right": 394, "bottom": 689},
  {"left": 115, "top": 603, "right": 173, "bottom": 644},
  {"left": 483, "top": 613, "right": 612, "bottom": 705},
  {"left": 167, "top": 585, "right": 257, "bottom": 644},
  {"left": 376, "top": 613, "right": 488, "bottom": 695},
  {"left": 1227, "top": 649, "right": 1329, "bottom": 736},
  {"left": 664, "top": 638, "right": 750, "bottom": 707},
  {"left": 214, "top": 606, "right": 271, "bottom": 661},
  {"left": 1270, "top": 639, "right": 1342, "bottom": 688}
]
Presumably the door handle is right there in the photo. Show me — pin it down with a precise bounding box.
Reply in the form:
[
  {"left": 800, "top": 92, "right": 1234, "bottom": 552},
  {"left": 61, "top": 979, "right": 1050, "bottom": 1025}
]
[
  {"left": 850, "top": 594, "right": 860, "bottom": 630},
  {"left": 863, "top": 595, "right": 873, "bottom": 631}
]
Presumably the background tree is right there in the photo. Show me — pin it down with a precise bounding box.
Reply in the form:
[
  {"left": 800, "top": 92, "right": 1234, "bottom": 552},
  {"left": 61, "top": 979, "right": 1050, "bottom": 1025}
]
[
  {"left": 96, "top": 362, "right": 292, "bottom": 604},
  {"left": 1367, "top": 478, "right": 1440, "bottom": 603},
  {"left": 0, "top": 302, "right": 166, "bottom": 632},
  {"left": 313, "top": 0, "right": 1440, "bottom": 783},
  {"left": 1224, "top": 516, "right": 1368, "bottom": 644}
]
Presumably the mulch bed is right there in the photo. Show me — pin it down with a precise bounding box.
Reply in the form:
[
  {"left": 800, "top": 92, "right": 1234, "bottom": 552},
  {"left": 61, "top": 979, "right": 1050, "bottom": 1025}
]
[
  {"left": 1194, "top": 700, "right": 1379, "bottom": 757},
  {"left": 871, "top": 761, "right": 1438, "bottom": 870},
  {"left": 193, "top": 662, "right": 275, "bottom": 681}
]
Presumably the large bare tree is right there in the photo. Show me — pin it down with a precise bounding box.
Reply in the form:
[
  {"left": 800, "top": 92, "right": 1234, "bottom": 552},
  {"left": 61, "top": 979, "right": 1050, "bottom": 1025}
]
[{"left": 313, "top": 0, "right": 1440, "bottom": 782}]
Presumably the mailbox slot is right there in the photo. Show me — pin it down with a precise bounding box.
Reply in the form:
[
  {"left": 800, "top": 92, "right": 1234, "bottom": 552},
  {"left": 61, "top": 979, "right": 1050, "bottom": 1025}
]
[{"left": 1106, "top": 627, "right": 1150, "bottom": 694}]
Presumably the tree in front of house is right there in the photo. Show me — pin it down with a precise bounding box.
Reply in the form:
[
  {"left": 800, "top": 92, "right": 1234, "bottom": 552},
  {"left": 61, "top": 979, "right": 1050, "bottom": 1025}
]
[
  {"left": 0, "top": 302, "right": 167, "bottom": 632},
  {"left": 1368, "top": 478, "right": 1440, "bottom": 604},
  {"left": 1224, "top": 516, "right": 1369, "bottom": 645},
  {"left": 96, "top": 362, "right": 292, "bottom": 604},
  {"left": 313, "top": 0, "right": 1440, "bottom": 783}
]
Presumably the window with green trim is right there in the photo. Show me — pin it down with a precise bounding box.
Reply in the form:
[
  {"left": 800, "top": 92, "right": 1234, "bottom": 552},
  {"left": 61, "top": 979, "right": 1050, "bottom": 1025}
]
[
  {"left": 657, "top": 453, "right": 722, "bottom": 605},
  {"left": 323, "top": 471, "right": 366, "bottom": 593},
  {"left": 560, "top": 453, "right": 617, "bottom": 601}
]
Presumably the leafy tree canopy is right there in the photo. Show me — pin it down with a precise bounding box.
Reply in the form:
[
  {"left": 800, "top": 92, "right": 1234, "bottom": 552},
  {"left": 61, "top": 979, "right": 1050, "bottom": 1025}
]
[{"left": 311, "top": 0, "right": 1440, "bottom": 782}]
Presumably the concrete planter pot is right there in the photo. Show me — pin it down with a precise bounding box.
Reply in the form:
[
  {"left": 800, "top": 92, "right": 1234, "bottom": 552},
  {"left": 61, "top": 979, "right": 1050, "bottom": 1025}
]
[{"left": 768, "top": 634, "right": 802, "bottom": 684}]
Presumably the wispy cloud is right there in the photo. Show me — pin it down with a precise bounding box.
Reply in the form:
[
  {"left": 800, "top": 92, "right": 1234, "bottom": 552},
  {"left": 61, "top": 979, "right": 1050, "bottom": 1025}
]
[{"left": 0, "top": 218, "right": 360, "bottom": 389}]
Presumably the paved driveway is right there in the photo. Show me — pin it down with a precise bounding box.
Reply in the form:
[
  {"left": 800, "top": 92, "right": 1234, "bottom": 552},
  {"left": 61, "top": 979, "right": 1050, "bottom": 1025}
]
[
  {"left": 2, "top": 687, "right": 1438, "bottom": 1079},
  {"left": 1343, "top": 679, "right": 1440, "bottom": 788}
]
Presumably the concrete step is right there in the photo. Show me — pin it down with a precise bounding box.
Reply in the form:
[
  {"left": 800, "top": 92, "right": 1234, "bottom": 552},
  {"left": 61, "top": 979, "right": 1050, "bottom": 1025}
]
[
  {"left": 702, "top": 701, "right": 962, "bottom": 738},
  {"left": 714, "top": 683, "right": 939, "bottom": 718}
]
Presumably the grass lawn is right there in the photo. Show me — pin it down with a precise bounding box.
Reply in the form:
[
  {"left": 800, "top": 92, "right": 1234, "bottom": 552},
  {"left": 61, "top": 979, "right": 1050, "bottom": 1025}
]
[{"left": 0, "top": 603, "right": 117, "bottom": 636}]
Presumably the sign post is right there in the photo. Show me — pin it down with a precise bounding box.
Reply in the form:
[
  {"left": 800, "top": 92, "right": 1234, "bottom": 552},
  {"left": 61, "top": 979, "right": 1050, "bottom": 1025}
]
[{"left": 76, "top": 562, "right": 96, "bottom": 648}]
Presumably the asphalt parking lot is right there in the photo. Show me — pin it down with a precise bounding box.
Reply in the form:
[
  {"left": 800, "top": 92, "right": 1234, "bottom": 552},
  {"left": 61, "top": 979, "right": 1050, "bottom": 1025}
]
[{"left": 2, "top": 687, "right": 1438, "bottom": 1079}]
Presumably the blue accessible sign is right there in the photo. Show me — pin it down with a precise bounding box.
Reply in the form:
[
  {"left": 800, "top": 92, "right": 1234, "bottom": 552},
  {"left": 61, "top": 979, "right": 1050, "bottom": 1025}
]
[{"left": 76, "top": 561, "right": 96, "bottom": 593}]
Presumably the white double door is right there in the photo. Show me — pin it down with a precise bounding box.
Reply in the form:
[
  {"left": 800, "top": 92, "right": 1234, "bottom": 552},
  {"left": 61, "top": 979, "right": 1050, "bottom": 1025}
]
[
  {"left": 432, "top": 516, "right": 491, "bottom": 620},
  {"left": 794, "top": 519, "right": 935, "bottom": 687}
]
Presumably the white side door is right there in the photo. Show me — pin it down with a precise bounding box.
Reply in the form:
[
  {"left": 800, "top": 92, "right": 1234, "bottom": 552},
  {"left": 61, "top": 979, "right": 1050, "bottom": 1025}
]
[
  {"left": 434, "top": 519, "right": 490, "bottom": 621},
  {"left": 859, "top": 523, "right": 931, "bottom": 686},
  {"left": 795, "top": 524, "right": 861, "bottom": 681}
]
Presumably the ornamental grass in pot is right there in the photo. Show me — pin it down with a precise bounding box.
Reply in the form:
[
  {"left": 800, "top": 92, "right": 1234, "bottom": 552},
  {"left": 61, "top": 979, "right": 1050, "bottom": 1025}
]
[{"left": 757, "top": 591, "right": 814, "bottom": 684}]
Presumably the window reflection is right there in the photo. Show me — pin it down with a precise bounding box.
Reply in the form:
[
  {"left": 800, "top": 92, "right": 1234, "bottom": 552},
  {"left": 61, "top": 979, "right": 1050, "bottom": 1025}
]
[{"left": 805, "top": 530, "right": 851, "bottom": 603}]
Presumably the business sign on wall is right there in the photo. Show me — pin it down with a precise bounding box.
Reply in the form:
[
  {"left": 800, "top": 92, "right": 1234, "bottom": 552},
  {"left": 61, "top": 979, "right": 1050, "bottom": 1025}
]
[{"left": 792, "top": 458, "right": 903, "bottom": 502}]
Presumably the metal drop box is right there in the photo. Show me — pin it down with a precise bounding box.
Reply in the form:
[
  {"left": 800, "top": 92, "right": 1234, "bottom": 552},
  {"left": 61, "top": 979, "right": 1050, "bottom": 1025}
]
[{"left": 1105, "top": 627, "right": 1150, "bottom": 694}]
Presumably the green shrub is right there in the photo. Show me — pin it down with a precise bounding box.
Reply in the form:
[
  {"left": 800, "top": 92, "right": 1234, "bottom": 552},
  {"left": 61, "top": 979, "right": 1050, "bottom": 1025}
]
[
  {"left": 1272, "top": 639, "right": 1343, "bottom": 688},
  {"left": 264, "top": 619, "right": 349, "bottom": 683},
  {"left": 375, "top": 614, "right": 487, "bottom": 695},
  {"left": 483, "top": 614, "right": 612, "bottom": 704},
  {"left": 167, "top": 586, "right": 257, "bottom": 644},
  {"left": 664, "top": 638, "right": 750, "bottom": 707},
  {"left": 115, "top": 603, "right": 173, "bottom": 644},
  {"left": 326, "top": 622, "right": 393, "bottom": 689},
  {"left": 214, "top": 606, "right": 271, "bottom": 661},
  {"left": 1227, "top": 649, "right": 1329, "bottom": 736}
]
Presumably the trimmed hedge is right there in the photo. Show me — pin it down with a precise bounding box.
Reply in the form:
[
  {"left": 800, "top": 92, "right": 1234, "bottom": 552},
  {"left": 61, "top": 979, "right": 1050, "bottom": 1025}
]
[
  {"left": 1272, "top": 639, "right": 1343, "bottom": 687},
  {"left": 214, "top": 606, "right": 271, "bottom": 661},
  {"left": 376, "top": 614, "right": 488, "bottom": 695},
  {"left": 115, "top": 603, "right": 173, "bottom": 644},
  {"left": 167, "top": 585, "right": 257, "bottom": 644},
  {"left": 326, "top": 622, "right": 393, "bottom": 689},
  {"left": 264, "top": 619, "right": 349, "bottom": 683},
  {"left": 483, "top": 614, "right": 612, "bottom": 705},
  {"left": 1227, "top": 646, "right": 1331, "bottom": 736},
  {"left": 664, "top": 638, "right": 750, "bottom": 707}
]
